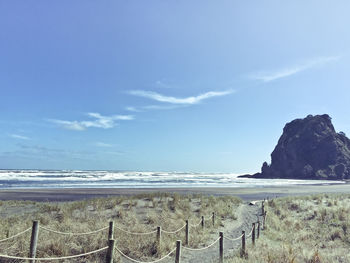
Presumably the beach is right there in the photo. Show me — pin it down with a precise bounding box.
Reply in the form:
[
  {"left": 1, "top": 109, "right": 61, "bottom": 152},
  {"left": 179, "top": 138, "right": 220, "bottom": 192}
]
[
  {"left": 1, "top": 184, "right": 350, "bottom": 262},
  {"left": 0, "top": 183, "right": 349, "bottom": 202}
]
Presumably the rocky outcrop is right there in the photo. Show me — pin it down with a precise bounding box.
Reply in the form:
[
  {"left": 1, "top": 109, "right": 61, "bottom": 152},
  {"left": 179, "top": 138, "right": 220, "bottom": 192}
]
[{"left": 244, "top": 114, "right": 350, "bottom": 180}]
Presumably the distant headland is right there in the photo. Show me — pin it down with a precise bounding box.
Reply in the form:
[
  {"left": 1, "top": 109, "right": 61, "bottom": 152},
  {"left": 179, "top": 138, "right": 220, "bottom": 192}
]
[{"left": 240, "top": 114, "right": 350, "bottom": 180}]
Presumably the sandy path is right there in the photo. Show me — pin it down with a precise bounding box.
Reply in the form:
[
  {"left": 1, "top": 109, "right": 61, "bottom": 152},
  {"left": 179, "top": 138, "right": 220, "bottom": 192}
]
[
  {"left": 184, "top": 205, "right": 259, "bottom": 263},
  {"left": 180, "top": 204, "right": 260, "bottom": 263}
]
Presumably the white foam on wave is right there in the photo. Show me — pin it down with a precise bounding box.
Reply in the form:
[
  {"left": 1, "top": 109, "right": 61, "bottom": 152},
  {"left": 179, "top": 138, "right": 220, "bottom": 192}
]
[{"left": 0, "top": 170, "right": 345, "bottom": 189}]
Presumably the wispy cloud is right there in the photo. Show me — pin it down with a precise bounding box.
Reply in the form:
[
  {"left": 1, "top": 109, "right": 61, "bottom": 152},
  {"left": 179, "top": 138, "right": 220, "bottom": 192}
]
[
  {"left": 128, "top": 90, "right": 234, "bottom": 104},
  {"left": 125, "top": 106, "right": 143, "bottom": 112},
  {"left": 143, "top": 105, "right": 186, "bottom": 110},
  {"left": 251, "top": 56, "right": 340, "bottom": 82},
  {"left": 95, "top": 142, "right": 113, "bottom": 147},
  {"left": 48, "top": 120, "right": 86, "bottom": 131},
  {"left": 9, "top": 134, "right": 30, "bottom": 140},
  {"left": 48, "top": 112, "right": 134, "bottom": 131},
  {"left": 125, "top": 104, "right": 186, "bottom": 112}
]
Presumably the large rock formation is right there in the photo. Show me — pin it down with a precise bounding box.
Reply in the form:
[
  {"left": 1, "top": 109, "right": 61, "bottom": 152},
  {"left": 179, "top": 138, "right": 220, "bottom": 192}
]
[{"left": 246, "top": 114, "right": 350, "bottom": 180}]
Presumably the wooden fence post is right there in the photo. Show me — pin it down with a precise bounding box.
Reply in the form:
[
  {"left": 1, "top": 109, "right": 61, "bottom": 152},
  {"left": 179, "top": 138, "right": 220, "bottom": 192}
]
[
  {"left": 257, "top": 221, "right": 260, "bottom": 239},
  {"left": 201, "top": 216, "right": 204, "bottom": 229},
  {"left": 219, "top": 232, "right": 224, "bottom": 263},
  {"left": 29, "top": 220, "right": 39, "bottom": 263},
  {"left": 105, "top": 239, "right": 115, "bottom": 263},
  {"left": 240, "top": 231, "right": 245, "bottom": 258},
  {"left": 157, "top": 226, "right": 161, "bottom": 248},
  {"left": 252, "top": 223, "right": 255, "bottom": 246},
  {"left": 108, "top": 221, "right": 114, "bottom": 240},
  {"left": 185, "top": 220, "right": 189, "bottom": 245},
  {"left": 261, "top": 202, "right": 265, "bottom": 215},
  {"left": 175, "top": 240, "right": 181, "bottom": 263},
  {"left": 212, "top": 212, "right": 215, "bottom": 227},
  {"left": 263, "top": 211, "right": 267, "bottom": 230}
]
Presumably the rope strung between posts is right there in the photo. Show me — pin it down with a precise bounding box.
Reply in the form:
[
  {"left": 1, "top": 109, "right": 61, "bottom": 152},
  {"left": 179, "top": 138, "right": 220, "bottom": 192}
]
[
  {"left": 223, "top": 233, "right": 244, "bottom": 242},
  {"left": 261, "top": 213, "right": 267, "bottom": 230},
  {"left": 205, "top": 214, "right": 214, "bottom": 221},
  {"left": 40, "top": 226, "right": 109, "bottom": 235},
  {"left": 189, "top": 218, "right": 202, "bottom": 228},
  {"left": 0, "top": 246, "right": 108, "bottom": 261},
  {"left": 116, "top": 247, "right": 176, "bottom": 263},
  {"left": 115, "top": 226, "right": 158, "bottom": 235},
  {"left": 182, "top": 236, "right": 221, "bottom": 251},
  {"left": 246, "top": 225, "right": 254, "bottom": 238},
  {"left": 110, "top": 213, "right": 212, "bottom": 235},
  {"left": 161, "top": 224, "right": 186, "bottom": 234},
  {"left": 0, "top": 227, "right": 31, "bottom": 242}
]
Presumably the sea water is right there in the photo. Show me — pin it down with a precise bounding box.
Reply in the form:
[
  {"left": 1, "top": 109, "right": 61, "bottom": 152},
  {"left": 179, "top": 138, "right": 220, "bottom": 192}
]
[{"left": 0, "top": 170, "right": 344, "bottom": 189}]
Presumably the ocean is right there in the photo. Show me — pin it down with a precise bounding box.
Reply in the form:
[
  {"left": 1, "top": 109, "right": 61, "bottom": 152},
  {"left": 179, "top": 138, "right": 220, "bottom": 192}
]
[{"left": 0, "top": 170, "right": 344, "bottom": 189}]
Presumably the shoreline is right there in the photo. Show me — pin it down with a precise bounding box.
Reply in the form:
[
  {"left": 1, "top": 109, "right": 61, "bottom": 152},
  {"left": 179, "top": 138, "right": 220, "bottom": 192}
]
[{"left": 0, "top": 183, "right": 350, "bottom": 202}]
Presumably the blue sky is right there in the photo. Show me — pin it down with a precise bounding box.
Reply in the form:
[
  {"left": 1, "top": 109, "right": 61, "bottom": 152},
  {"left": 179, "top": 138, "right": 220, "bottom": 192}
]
[{"left": 1, "top": 0, "right": 350, "bottom": 172}]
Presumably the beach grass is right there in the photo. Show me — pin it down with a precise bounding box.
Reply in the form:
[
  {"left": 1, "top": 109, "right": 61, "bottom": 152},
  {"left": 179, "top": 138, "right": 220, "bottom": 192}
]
[
  {"left": 228, "top": 194, "right": 350, "bottom": 263},
  {"left": 0, "top": 193, "right": 241, "bottom": 262}
]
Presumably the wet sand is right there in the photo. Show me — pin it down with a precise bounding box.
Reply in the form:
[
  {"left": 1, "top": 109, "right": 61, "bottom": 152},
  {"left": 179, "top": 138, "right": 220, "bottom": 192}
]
[{"left": 0, "top": 183, "right": 349, "bottom": 201}]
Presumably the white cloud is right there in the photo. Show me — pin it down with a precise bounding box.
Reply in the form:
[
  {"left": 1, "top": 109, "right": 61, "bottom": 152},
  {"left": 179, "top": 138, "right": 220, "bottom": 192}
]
[
  {"left": 128, "top": 90, "right": 234, "bottom": 104},
  {"left": 48, "top": 120, "right": 86, "bottom": 131},
  {"left": 10, "top": 134, "right": 30, "bottom": 140},
  {"left": 48, "top": 112, "right": 134, "bottom": 131},
  {"left": 125, "top": 106, "right": 143, "bottom": 112},
  {"left": 95, "top": 142, "right": 113, "bottom": 147},
  {"left": 251, "top": 56, "right": 340, "bottom": 82},
  {"left": 143, "top": 105, "right": 186, "bottom": 110},
  {"left": 125, "top": 104, "right": 186, "bottom": 112}
]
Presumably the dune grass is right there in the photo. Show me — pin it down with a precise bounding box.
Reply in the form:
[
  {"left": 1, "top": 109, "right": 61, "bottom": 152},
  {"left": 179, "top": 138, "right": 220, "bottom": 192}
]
[
  {"left": 0, "top": 193, "right": 241, "bottom": 262},
  {"left": 229, "top": 194, "right": 350, "bottom": 263}
]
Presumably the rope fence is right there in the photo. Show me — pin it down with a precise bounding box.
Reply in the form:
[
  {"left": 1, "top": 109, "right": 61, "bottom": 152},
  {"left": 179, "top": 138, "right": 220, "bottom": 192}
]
[
  {"left": 245, "top": 225, "right": 254, "bottom": 238},
  {"left": 182, "top": 236, "right": 220, "bottom": 251},
  {"left": 161, "top": 224, "right": 186, "bottom": 234},
  {"left": 39, "top": 225, "right": 109, "bottom": 235},
  {"left": 116, "top": 247, "right": 176, "bottom": 263},
  {"left": 0, "top": 246, "right": 108, "bottom": 261},
  {"left": 205, "top": 213, "right": 214, "bottom": 221},
  {"left": 115, "top": 226, "right": 158, "bottom": 235},
  {"left": 0, "top": 201, "right": 266, "bottom": 262},
  {"left": 0, "top": 227, "right": 31, "bottom": 242},
  {"left": 189, "top": 218, "right": 202, "bottom": 228}
]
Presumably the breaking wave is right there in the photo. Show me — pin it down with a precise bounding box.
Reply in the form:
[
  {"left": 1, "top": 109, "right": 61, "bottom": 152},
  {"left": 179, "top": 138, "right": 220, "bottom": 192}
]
[{"left": 0, "top": 170, "right": 344, "bottom": 189}]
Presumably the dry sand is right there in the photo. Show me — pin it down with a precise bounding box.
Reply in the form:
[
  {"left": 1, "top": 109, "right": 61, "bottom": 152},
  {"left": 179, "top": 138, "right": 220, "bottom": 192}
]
[{"left": 0, "top": 183, "right": 349, "bottom": 202}]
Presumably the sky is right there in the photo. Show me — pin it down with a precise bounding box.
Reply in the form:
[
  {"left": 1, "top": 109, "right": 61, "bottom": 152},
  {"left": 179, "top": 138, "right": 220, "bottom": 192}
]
[{"left": 1, "top": 0, "right": 350, "bottom": 173}]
